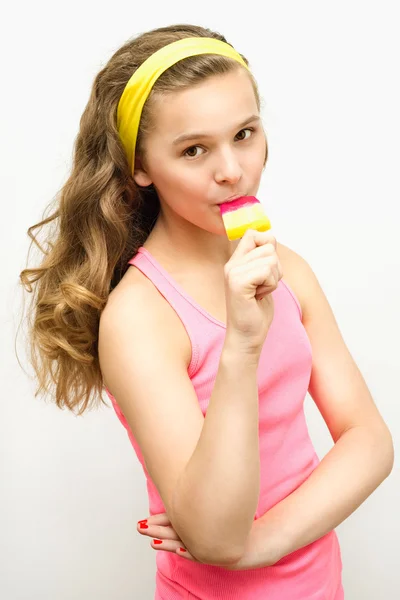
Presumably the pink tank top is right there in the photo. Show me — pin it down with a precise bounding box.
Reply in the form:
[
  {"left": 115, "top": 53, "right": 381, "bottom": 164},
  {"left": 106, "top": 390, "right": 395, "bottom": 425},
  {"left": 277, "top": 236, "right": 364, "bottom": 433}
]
[{"left": 105, "top": 247, "right": 344, "bottom": 600}]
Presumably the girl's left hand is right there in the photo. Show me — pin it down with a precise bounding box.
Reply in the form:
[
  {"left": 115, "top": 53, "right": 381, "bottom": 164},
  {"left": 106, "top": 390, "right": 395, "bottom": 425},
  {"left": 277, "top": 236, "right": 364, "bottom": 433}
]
[
  {"left": 137, "top": 512, "right": 199, "bottom": 562},
  {"left": 137, "top": 513, "right": 282, "bottom": 570}
]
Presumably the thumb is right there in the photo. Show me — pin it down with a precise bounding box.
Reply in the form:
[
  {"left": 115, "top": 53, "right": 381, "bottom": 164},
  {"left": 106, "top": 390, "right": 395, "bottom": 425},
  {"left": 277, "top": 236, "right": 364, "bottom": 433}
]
[{"left": 230, "top": 229, "right": 276, "bottom": 261}]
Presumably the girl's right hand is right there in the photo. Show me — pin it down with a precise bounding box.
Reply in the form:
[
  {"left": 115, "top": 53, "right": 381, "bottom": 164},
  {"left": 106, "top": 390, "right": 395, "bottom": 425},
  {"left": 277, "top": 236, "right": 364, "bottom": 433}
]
[{"left": 224, "top": 229, "right": 283, "bottom": 356}]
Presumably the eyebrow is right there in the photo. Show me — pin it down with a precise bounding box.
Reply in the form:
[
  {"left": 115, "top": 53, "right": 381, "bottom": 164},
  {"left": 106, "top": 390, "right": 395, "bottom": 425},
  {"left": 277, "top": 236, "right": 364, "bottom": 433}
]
[{"left": 172, "top": 115, "right": 261, "bottom": 146}]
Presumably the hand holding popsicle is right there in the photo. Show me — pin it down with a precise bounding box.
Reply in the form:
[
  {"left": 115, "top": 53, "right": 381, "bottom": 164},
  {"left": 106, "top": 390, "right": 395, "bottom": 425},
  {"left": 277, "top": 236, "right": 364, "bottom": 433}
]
[{"left": 220, "top": 197, "right": 282, "bottom": 355}]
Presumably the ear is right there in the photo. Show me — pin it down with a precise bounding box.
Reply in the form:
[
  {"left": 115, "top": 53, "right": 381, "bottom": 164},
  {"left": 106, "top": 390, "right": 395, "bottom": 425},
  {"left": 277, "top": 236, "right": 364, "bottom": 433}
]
[
  {"left": 133, "top": 154, "right": 153, "bottom": 187},
  {"left": 263, "top": 135, "right": 268, "bottom": 168}
]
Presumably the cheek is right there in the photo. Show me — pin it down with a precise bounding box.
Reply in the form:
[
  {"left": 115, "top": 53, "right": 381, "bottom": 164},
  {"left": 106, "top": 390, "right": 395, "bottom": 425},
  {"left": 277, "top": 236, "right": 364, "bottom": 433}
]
[
  {"left": 151, "top": 165, "right": 188, "bottom": 193},
  {"left": 169, "top": 166, "right": 208, "bottom": 194},
  {"left": 247, "top": 144, "right": 267, "bottom": 173},
  {"left": 155, "top": 166, "right": 207, "bottom": 210}
]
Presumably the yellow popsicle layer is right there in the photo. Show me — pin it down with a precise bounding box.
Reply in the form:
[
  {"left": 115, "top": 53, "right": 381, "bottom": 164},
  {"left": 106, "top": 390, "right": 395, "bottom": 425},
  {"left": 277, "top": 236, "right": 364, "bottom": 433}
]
[{"left": 221, "top": 203, "right": 271, "bottom": 241}]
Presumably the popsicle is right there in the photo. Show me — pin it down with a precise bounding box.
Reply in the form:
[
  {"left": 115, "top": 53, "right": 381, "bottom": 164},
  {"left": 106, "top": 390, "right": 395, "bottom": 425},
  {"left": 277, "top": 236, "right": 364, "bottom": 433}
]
[{"left": 219, "top": 196, "right": 271, "bottom": 241}]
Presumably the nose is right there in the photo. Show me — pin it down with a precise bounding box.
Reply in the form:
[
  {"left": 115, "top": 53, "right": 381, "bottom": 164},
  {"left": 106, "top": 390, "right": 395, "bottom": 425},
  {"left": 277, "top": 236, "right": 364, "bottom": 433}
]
[{"left": 214, "top": 147, "right": 242, "bottom": 184}]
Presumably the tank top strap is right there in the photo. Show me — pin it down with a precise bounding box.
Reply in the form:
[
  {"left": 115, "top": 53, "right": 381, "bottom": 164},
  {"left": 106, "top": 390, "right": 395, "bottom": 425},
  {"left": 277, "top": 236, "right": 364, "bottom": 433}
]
[{"left": 128, "top": 247, "right": 224, "bottom": 376}]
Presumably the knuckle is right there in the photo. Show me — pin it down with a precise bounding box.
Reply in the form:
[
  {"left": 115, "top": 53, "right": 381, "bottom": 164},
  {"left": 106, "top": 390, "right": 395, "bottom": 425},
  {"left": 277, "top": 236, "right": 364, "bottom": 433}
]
[
  {"left": 243, "top": 228, "right": 254, "bottom": 237},
  {"left": 265, "top": 255, "right": 277, "bottom": 268},
  {"left": 223, "top": 262, "right": 232, "bottom": 277},
  {"left": 227, "top": 275, "right": 242, "bottom": 292},
  {"left": 265, "top": 266, "right": 273, "bottom": 279},
  {"left": 225, "top": 269, "right": 237, "bottom": 287}
]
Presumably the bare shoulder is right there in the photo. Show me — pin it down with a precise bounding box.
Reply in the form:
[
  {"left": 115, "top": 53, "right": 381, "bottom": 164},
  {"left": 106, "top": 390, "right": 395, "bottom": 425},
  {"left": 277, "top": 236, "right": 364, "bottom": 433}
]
[
  {"left": 276, "top": 240, "right": 308, "bottom": 317},
  {"left": 276, "top": 240, "right": 303, "bottom": 263},
  {"left": 276, "top": 240, "right": 336, "bottom": 325},
  {"left": 99, "top": 265, "right": 192, "bottom": 389}
]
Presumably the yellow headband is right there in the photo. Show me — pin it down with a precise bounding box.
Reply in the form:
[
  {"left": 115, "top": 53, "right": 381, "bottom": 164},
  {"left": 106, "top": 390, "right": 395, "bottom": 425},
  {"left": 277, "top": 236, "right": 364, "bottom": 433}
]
[{"left": 116, "top": 37, "right": 250, "bottom": 174}]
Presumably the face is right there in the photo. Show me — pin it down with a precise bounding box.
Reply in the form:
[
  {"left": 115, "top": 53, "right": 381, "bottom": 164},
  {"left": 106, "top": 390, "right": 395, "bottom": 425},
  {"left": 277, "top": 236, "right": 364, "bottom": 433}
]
[{"left": 134, "top": 67, "right": 267, "bottom": 239}]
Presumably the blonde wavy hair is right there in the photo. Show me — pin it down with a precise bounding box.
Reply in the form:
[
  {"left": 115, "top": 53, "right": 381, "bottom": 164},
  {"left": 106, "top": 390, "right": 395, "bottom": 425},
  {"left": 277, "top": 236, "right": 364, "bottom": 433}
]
[{"left": 18, "top": 23, "right": 267, "bottom": 415}]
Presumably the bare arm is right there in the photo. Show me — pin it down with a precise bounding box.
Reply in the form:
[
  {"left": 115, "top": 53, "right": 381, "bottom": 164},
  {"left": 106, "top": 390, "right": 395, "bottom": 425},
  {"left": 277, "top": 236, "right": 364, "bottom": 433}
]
[
  {"left": 170, "top": 339, "right": 260, "bottom": 565},
  {"left": 99, "top": 285, "right": 261, "bottom": 566}
]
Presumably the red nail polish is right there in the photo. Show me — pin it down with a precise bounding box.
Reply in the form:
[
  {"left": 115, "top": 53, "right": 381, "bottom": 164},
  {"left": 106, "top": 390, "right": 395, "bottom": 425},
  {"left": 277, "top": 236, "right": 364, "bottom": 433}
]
[
  {"left": 179, "top": 547, "right": 187, "bottom": 552},
  {"left": 139, "top": 523, "right": 148, "bottom": 529},
  {"left": 153, "top": 539, "right": 163, "bottom": 545}
]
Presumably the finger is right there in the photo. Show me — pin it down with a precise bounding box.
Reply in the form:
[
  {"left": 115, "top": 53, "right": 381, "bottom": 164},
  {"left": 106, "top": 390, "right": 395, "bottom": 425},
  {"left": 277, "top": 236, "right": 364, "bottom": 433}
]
[
  {"left": 175, "top": 547, "right": 197, "bottom": 561},
  {"left": 255, "top": 261, "right": 282, "bottom": 291},
  {"left": 150, "top": 539, "right": 196, "bottom": 561},
  {"left": 141, "top": 513, "right": 171, "bottom": 526},
  {"left": 137, "top": 513, "right": 171, "bottom": 531},
  {"left": 230, "top": 230, "right": 276, "bottom": 261},
  {"left": 230, "top": 256, "right": 281, "bottom": 292},
  {"left": 234, "top": 241, "right": 277, "bottom": 267},
  {"left": 246, "top": 258, "right": 283, "bottom": 300},
  {"left": 137, "top": 523, "right": 181, "bottom": 541}
]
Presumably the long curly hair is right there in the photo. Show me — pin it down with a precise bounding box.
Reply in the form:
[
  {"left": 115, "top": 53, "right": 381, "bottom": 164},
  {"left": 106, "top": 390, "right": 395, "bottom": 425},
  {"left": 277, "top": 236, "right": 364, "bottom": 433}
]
[{"left": 17, "top": 23, "right": 267, "bottom": 415}]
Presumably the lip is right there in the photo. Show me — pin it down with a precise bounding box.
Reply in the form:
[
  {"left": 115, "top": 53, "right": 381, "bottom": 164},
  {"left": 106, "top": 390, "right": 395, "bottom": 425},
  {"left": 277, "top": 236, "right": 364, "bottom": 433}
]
[{"left": 217, "top": 194, "right": 245, "bottom": 205}]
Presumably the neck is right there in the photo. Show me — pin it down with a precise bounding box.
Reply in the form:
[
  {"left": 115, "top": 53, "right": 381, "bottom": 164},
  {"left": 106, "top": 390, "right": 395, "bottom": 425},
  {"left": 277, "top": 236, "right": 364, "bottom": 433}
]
[{"left": 144, "top": 211, "right": 240, "bottom": 269}]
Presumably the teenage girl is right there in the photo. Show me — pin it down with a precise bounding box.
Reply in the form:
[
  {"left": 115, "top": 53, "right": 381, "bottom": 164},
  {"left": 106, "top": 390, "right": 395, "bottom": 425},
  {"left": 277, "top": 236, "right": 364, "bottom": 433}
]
[{"left": 19, "top": 23, "right": 394, "bottom": 600}]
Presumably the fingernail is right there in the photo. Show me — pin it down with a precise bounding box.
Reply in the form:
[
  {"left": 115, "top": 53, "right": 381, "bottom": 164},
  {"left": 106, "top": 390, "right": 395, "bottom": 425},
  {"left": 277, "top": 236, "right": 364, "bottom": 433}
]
[
  {"left": 179, "top": 547, "right": 187, "bottom": 552},
  {"left": 153, "top": 539, "right": 163, "bottom": 545},
  {"left": 138, "top": 520, "right": 148, "bottom": 529}
]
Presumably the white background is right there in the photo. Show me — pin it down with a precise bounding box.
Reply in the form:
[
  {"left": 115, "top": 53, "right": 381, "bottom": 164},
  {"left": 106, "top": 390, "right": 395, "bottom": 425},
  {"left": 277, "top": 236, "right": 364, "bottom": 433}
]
[{"left": 1, "top": 1, "right": 399, "bottom": 598}]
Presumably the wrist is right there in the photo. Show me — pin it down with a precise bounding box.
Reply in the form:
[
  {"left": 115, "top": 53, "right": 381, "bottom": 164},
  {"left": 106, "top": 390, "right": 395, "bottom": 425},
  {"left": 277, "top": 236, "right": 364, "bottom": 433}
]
[{"left": 222, "top": 332, "right": 262, "bottom": 366}]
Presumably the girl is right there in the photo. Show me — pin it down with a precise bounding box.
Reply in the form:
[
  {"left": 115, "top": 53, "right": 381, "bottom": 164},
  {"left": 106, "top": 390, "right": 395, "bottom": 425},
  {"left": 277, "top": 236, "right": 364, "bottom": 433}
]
[{"left": 19, "top": 23, "right": 393, "bottom": 600}]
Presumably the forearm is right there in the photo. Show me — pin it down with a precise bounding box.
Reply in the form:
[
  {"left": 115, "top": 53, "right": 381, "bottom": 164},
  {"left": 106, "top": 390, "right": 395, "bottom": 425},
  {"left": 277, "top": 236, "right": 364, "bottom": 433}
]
[
  {"left": 256, "top": 425, "right": 394, "bottom": 565},
  {"left": 171, "top": 340, "right": 261, "bottom": 564}
]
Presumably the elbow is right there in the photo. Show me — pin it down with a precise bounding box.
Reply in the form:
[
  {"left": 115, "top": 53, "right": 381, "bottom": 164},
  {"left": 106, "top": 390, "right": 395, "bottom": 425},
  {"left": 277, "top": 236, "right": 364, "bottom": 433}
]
[
  {"left": 176, "top": 517, "right": 245, "bottom": 566},
  {"left": 382, "top": 430, "right": 395, "bottom": 478},
  {"left": 168, "top": 495, "right": 245, "bottom": 566},
  {"left": 375, "top": 423, "right": 395, "bottom": 477},
  {"left": 189, "top": 540, "right": 244, "bottom": 567},
  {"left": 368, "top": 423, "right": 395, "bottom": 480}
]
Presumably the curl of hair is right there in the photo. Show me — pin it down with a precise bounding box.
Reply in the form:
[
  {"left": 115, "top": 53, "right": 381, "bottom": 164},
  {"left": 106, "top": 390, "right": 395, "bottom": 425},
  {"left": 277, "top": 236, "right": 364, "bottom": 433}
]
[{"left": 17, "top": 23, "right": 267, "bottom": 415}]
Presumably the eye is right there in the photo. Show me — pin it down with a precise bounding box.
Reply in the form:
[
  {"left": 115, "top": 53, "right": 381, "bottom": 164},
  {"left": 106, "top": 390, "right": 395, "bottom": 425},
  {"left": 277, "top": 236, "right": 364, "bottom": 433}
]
[
  {"left": 183, "top": 145, "right": 203, "bottom": 159},
  {"left": 182, "top": 127, "right": 256, "bottom": 159},
  {"left": 235, "top": 127, "right": 255, "bottom": 141}
]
